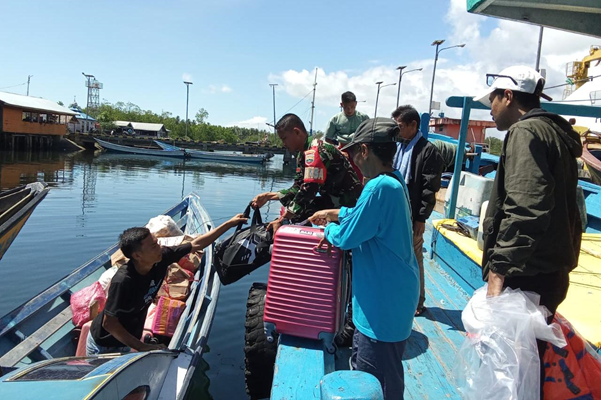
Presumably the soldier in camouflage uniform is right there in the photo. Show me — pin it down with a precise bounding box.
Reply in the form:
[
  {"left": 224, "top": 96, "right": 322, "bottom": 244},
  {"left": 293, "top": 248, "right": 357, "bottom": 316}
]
[{"left": 251, "top": 113, "right": 362, "bottom": 231}]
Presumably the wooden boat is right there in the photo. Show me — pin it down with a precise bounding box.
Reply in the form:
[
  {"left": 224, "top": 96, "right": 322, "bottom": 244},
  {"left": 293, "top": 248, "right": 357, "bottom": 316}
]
[
  {"left": 0, "top": 182, "right": 49, "bottom": 261},
  {"left": 95, "top": 138, "right": 186, "bottom": 158},
  {"left": 0, "top": 192, "right": 220, "bottom": 400},
  {"left": 154, "top": 140, "right": 268, "bottom": 164},
  {"left": 582, "top": 132, "right": 601, "bottom": 186}
]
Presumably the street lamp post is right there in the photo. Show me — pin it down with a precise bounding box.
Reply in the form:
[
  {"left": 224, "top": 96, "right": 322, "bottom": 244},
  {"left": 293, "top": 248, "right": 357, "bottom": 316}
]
[
  {"left": 269, "top": 83, "right": 278, "bottom": 134},
  {"left": 184, "top": 81, "right": 193, "bottom": 137},
  {"left": 428, "top": 40, "right": 465, "bottom": 115},
  {"left": 396, "top": 66, "right": 423, "bottom": 108},
  {"left": 374, "top": 81, "right": 396, "bottom": 119}
]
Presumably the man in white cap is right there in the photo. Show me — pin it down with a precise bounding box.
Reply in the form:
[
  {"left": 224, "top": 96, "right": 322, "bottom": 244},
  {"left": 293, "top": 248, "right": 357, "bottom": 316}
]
[{"left": 475, "top": 66, "right": 583, "bottom": 392}]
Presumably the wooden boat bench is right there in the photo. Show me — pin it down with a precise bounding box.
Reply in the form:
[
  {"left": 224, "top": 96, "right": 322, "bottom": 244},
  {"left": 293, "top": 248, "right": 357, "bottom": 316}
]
[{"left": 0, "top": 307, "right": 73, "bottom": 367}]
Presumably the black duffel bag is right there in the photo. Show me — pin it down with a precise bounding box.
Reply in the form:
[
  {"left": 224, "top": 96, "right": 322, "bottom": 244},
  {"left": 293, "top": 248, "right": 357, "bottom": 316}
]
[{"left": 214, "top": 204, "right": 273, "bottom": 285}]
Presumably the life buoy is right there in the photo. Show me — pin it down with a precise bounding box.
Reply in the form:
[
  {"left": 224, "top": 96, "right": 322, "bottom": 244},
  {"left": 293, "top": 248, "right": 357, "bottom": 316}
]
[{"left": 543, "top": 313, "right": 601, "bottom": 399}]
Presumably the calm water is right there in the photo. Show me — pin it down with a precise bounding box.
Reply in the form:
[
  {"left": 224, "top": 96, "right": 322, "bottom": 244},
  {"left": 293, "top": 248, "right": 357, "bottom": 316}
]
[{"left": 0, "top": 149, "right": 296, "bottom": 399}]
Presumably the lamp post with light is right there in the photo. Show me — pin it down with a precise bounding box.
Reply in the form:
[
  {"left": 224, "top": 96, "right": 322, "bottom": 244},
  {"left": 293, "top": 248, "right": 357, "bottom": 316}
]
[
  {"left": 428, "top": 40, "right": 465, "bottom": 115},
  {"left": 374, "top": 81, "right": 396, "bottom": 118}
]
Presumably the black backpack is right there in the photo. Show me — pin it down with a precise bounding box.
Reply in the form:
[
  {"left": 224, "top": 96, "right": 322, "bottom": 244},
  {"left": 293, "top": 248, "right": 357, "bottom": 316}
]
[{"left": 214, "top": 204, "right": 273, "bottom": 285}]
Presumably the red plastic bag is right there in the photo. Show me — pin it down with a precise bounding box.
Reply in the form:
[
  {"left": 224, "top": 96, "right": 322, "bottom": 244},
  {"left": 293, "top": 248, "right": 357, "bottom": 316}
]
[
  {"left": 543, "top": 313, "right": 601, "bottom": 399},
  {"left": 71, "top": 281, "right": 107, "bottom": 327}
]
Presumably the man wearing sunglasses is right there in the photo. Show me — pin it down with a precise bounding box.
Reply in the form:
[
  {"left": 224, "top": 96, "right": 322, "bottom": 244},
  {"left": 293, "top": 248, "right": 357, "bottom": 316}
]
[{"left": 474, "top": 65, "right": 583, "bottom": 393}]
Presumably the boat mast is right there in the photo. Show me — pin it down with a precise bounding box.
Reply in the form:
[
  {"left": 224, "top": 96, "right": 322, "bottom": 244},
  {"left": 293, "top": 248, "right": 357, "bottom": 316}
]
[{"left": 309, "top": 68, "right": 318, "bottom": 135}]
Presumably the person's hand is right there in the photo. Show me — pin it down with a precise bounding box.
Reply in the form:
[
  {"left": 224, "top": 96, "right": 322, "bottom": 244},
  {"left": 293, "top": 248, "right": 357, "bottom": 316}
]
[
  {"left": 251, "top": 193, "right": 270, "bottom": 209},
  {"left": 413, "top": 221, "right": 426, "bottom": 237},
  {"left": 309, "top": 210, "right": 329, "bottom": 226},
  {"left": 267, "top": 219, "right": 283, "bottom": 234},
  {"left": 315, "top": 236, "right": 332, "bottom": 256},
  {"left": 140, "top": 342, "right": 167, "bottom": 352},
  {"left": 281, "top": 209, "right": 295, "bottom": 220},
  {"left": 228, "top": 213, "right": 248, "bottom": 227},
  {"left": 308, "top": 209, "right": 339, "bottom": 226},
  {"left": 486, "top": 270, "right": 505, "bottom": 297}
]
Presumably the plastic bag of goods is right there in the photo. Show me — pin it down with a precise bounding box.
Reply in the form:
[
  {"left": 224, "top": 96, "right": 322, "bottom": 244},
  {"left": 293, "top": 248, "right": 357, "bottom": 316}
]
[
  {"left": 98, "top": 266, "right": 119, "bottom": 295},
  {"left": 71, "top": 281, "right": 107, "bottom": 327},
  {"left": 151, "top": 296, "right": 186, "bottom": 337},
  {"left": 453, "top": 285, "right": 566, "bottom": 400},
  {"left": 146, "top": 215, "right": 183, "bottom": 238}
]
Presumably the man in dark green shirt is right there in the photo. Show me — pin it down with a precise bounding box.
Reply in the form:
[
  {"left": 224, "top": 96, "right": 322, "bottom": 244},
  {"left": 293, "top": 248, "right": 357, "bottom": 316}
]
[{"left": 252, "top": 113, "right": 362, "bottom": 232}]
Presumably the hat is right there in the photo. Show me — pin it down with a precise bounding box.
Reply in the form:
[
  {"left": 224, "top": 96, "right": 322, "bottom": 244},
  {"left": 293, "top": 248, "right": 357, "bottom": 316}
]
[
  {"left": 340, "top": 118, "right": 399, "bottom": 151},
  {"left": 474, "top": 65, "right": 552, "bottom": 107}
]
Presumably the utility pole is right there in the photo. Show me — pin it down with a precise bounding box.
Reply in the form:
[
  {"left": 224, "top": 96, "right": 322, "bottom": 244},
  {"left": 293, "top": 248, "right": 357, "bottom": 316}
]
[
  {"left": 535, "top": 26, "right": 544, "bottom": 72},
  {"left": 184, "top": 81, "right": 193, "bottom": 138},
  {"left": 26, "top": 75, "right": 33, "bottom": 96},
  {"left": 269, "top": 83, "right": 278, "bottom": 134},
  {"left": 309, "top": 68, "right": 318, "bottom": 135}
]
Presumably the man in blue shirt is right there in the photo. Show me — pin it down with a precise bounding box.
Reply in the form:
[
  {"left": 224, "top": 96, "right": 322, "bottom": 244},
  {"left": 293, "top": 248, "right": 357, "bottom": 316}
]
[{"left": 310, "top": 118, "right": 419, "bottom": 399}]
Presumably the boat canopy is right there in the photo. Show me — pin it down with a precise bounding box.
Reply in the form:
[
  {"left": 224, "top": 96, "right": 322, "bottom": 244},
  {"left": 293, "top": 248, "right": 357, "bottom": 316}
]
[{"left": 467, "top": 0, "right": 601, "bottom": 38}]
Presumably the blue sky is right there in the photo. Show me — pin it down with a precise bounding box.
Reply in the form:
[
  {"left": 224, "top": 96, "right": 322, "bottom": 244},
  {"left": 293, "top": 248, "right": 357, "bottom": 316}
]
[{"left": 0, "top": 0, "right": 596, "bottom": 132}]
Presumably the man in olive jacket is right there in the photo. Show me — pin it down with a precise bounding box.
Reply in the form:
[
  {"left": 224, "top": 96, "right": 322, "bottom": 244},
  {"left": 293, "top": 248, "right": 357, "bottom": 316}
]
[
  {"left": 475, "top": 66, "right": 582, "bottom": 388},
  {"left": 392, "top": 105, "right": 444, "bottom": 315}
]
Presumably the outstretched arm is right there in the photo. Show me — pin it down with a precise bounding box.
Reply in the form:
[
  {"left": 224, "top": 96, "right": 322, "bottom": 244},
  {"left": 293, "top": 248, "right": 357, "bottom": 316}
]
[{"left": 190, "top": 213, "right": 248, "bottom": 251}]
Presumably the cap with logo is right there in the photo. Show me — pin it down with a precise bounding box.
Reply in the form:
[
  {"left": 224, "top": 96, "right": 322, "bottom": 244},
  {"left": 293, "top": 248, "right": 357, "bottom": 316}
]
[
  {"left": 474, "top": 65, "right": 552, "bottom": 107},
  {"left": 340, "top": 117, "right": 400, "bottom": 151}
]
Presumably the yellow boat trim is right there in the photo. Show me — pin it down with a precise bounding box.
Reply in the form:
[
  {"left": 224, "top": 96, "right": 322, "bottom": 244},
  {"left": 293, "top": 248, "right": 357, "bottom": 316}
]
[{"left": 433, "top": 219, "right": 601, "bottom": 347}]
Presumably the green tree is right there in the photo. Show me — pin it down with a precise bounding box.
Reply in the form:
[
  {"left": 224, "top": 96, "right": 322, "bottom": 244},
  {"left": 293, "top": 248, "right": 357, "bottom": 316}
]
[
  {"left": 195, "top": 108, "right": 209, "bottom": 124},
  {"left": 57, "top": 101, "right": 64, "bottom": 106},
  {"left": 485, "top": 136, "right": 503, "bottom": 156}
]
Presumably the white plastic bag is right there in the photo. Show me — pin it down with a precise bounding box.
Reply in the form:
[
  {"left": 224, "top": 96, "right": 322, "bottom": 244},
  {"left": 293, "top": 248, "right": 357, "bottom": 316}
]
[
  {"left": 98, "top": 265, "right": 119, "bottom": 295},
  {"left": 146, "top": 215, "right": 183, "bottom": 238},
  {"left": 453, "top": 285, "right": 566, "bottom": 400}
]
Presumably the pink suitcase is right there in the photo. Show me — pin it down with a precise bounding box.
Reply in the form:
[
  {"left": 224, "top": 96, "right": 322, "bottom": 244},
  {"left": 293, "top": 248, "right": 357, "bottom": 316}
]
[{"left": 263, "top": 225, "right": 347, "bottom": 352}]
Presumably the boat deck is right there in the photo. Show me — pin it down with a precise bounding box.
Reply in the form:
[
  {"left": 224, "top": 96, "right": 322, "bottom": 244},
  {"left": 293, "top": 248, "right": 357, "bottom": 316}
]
[
  {"left": 272, "top": 215, "right": 468, "bottom": 399},
  {"left": 404, "top": 216, "right": 467, "bottom": 399}
]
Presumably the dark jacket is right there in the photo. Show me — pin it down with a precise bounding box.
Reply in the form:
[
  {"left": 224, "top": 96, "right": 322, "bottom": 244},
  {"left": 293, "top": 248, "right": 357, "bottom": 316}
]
[
  {"left": 405, "top": 137, "right": 444, "bottom": 223},
  {"left": 482, "top": 109, "right": 583, "bottom": 280}
]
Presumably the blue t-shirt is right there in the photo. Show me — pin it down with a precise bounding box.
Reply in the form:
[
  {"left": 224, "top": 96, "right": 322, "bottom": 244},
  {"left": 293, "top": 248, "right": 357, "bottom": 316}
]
[{"left": 325, "top": 171, "right": 419, "bottom": 342}]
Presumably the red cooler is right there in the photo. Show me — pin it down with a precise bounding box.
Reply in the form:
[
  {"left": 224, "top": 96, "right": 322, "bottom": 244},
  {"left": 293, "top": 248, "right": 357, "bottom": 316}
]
[{"left": 263, "top": 225, "right": 346, "bottom": 352}]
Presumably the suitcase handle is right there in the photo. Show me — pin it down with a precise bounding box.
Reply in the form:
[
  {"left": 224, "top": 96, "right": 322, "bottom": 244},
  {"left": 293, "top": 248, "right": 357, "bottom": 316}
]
[{"left": 313, "top": 245, "right": 334, "bottom": 256}]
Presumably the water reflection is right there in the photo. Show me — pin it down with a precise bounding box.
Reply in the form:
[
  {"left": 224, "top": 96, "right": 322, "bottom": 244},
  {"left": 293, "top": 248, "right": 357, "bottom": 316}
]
[{"left": 0, "top": 150, "right": 76, "bottom": 189}]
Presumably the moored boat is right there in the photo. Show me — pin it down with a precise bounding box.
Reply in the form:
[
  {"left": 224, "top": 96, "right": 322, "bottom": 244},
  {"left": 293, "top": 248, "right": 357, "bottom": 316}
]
[
  {"left": 0, "top": 192, "right": 220, "bottom": 400},
  {"left": 154, "top": 140, "right": 268, "bottom": 164},
  {"left": 0, "top": 182, "right": 49, "bottom": 261},
  {"left": 95, "top": 138, "right": 186, "bottom": 158}
]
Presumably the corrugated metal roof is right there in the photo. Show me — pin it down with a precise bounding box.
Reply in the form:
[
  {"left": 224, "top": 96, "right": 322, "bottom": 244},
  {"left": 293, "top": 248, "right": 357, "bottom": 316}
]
[
  {"left": 114, "top": 121, "right": 132, "bottom": 127},
  {"left": 0, "top": 91, "right": 77, "bottom": 115},
  {"left": 70, "top": 108, "right": 96, "bottom": 121},
  {"left": 130, "top": 122, "right": 166, "bottom": 132}
]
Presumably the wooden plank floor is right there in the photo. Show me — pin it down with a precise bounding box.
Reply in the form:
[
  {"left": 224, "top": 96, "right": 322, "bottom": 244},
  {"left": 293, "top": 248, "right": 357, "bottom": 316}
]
[{"left": 404, "top": 215, "right": 469, "bottom": 400}]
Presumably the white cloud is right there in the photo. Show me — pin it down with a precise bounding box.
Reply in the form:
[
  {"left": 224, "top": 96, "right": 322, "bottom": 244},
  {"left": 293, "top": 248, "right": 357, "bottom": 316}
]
[
  {"left": 270, "top": 0, "right": 596, "bottom": 123},
  {"left": 205, "top": 84, "right": 233, "bottom": 94},
  {"left": 227, "top": 116, "right": 269, "bottom": 129},
  {"left": 182, "top": 73, "right": 193, "bottom": 83}
]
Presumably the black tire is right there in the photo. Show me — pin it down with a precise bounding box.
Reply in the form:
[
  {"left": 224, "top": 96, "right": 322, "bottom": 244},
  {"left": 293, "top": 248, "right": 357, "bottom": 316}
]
[{"left": 244, "top": 282, "right": 278, "bottom": 400}]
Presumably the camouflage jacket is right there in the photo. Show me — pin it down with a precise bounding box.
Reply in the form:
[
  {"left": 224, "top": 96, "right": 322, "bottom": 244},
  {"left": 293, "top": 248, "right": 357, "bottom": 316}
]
[{"left": 278, "top": 136, "right": 362, "bottom": 222}]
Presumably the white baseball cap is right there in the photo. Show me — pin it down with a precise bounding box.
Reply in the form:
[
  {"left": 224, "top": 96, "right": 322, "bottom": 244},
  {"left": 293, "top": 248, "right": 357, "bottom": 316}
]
[{"left": 474, "top": 65, "right": 552, "bottom": 107}]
